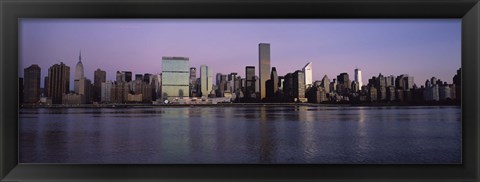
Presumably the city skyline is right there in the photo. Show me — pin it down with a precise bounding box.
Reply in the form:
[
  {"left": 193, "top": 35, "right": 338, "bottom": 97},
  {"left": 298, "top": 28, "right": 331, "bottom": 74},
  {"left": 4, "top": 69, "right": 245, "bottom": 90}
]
[{"left": 19, "top": 19, "right": 461, "bottom": 89}]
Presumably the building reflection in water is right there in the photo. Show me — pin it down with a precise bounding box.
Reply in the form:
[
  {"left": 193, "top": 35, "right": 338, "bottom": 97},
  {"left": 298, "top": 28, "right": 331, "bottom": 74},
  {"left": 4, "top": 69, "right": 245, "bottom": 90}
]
[
  {"left": 300, "top": 106, "right": 316, "bottom": 162},
  {"left": 19, "top": 106, "right": 461, "bottom": 164},
  {"left": 355, "top": 107, "right": 369, "bottom": 154},
  {"left": 259, "top": 106, "right": 275, "bottom": 163},
  {"left": 214, "top": 107, "right": 227, "bottom": 161},
  {"left": 188, "top": 107, "right": 204, "bottom": 162}
]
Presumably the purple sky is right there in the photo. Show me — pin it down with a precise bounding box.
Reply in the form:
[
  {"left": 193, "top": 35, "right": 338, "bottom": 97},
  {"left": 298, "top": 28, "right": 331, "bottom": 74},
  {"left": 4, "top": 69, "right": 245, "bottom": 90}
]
[{"left": 20, "top": 19, "right": 461, "bottom": 89}]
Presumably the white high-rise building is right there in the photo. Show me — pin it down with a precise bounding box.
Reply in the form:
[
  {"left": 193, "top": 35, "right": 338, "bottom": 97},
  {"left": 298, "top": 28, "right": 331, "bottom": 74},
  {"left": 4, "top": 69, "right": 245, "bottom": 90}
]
[
  {"left": 302, "top": 62, "right": 313, "bottom": 88},
  {"left": 354, "top": 67, "right": 363, "bottom": 90},
  {"left": 200, "top": 65, "right": 213, "bottom": 97},
  {"left": 74, "top": 51, "right": 84, "bottom": 93}
]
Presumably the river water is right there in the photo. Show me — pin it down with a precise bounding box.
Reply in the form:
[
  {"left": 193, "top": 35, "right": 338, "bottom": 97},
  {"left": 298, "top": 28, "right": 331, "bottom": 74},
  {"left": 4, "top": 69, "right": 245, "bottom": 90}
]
[{"left": 19, "top": 106, "right": 461, "bottom": 164}]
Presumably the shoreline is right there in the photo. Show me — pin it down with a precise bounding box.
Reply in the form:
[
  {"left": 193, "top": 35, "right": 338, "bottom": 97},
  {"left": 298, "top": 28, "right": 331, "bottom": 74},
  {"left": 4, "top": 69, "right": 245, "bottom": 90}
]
[{"left": 19, "top": 102, "right": 460, "bottom": 109}]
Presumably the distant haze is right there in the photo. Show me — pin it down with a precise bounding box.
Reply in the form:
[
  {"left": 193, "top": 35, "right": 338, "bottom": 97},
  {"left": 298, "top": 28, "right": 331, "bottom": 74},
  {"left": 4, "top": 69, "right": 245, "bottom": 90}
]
[{"left": 19, "top": 19, "right": 461, "bottom": 89}]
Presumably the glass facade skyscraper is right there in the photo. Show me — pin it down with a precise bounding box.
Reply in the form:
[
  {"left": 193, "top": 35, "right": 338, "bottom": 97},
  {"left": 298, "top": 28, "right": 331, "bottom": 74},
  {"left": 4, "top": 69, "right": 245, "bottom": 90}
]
[
  {"left": 354, "top": 68, "right": 363, "bottom": 90},
  {"left": 161, "top": 57, "right": 190, "bottom": 100},
  {"left": 200, "top": 65, "right": 213, "bottom": 97},
  {"left": 259, "top": 43, "right": 270, "bottom": 100}
]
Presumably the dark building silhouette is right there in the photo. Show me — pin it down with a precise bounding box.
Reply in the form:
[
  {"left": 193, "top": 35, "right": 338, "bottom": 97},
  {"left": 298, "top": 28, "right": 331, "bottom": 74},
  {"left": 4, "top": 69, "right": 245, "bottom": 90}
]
[
  {"left": 189, "top": 67, "right": 197, "bottom": 97},
  {"left": 368, "top": 86, "right": 377, "bottom": 102},
  {"left": 307, "top": 86, "right": 327, "bottom": 104},
  {"left": 271, "top": 67, "right": 278, "bottom": 96},
  {"left": 47, "top": 62, "right": 70, "bottom": 104},
  {"left": 216, "top": 74, "right": 228, "bottom": 97},
  {"left": 124, "top": 71, "right": 132, "bottom": 82},
  {"left": 293, "top": 70, "right": 306, "bottom": 102},
  {"left": 266, "top": 67, "right": 279, "bottom": 101},
  {"left": 386, "top": 86, "right": 395, "bottom": 101},
  {"left": 24, "top": 64, "right": 41, "bottom": 103},
  {"left": 283, "top": 73, "right": 293, "bottom": 101},
  {"left": 143, "top": 73, "right": 151, "bottom": 83},
  {"left": 351, "top": 81, "right": 359, "bottom": 93},
  {"left": 336, "top": 73, "right": 350, "bottom": 94},
  {"left": 135, "top": 74, "right": 143, "bottom": 81},
  {"left": 93, "top": 69, "right": 106, "bottom": 102},
  {"left": 245, "top": 66, "right": 256, "bottom": 100},
  {"left": 453, "top": 68, "right": 461, "bottom": 102}
]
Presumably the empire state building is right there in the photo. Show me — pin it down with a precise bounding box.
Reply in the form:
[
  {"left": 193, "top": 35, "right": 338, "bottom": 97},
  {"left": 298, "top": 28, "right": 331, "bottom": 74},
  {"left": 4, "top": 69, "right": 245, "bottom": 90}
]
[{"left": 74, "top": 51, "right": 84, "bottom": 93}]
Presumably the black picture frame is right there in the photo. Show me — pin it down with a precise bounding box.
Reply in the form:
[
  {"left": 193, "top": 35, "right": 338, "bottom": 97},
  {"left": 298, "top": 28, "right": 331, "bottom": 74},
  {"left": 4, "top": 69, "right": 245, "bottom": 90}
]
[{"left": 1, "top": 0, "right": 479, "bottom": 181}]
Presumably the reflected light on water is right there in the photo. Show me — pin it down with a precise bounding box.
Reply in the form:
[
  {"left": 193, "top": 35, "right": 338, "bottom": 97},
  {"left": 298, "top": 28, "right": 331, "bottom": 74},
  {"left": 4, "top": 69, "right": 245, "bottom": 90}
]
[{"left": 19, "top": 106, "right": 461, "bottom": 164}]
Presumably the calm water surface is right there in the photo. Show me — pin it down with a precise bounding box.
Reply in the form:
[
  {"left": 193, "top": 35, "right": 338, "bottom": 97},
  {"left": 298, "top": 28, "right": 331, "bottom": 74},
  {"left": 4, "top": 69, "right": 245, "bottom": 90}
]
[{"left": 19, "top": 106, "right": 461, "bottom": 164}]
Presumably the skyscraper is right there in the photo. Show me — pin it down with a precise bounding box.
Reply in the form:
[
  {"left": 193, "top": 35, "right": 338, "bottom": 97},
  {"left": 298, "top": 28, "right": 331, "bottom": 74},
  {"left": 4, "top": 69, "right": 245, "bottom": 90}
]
[
  {"left": 303, "top": 62, "right": 313, "bottom": 89},
  {"left": 270, "top": 67, "right": 278, "bottom": 96},
  {"left": 216, "top": 73, "right": 222, "bottom": 87},
  {"left": 24, "top": 64, "right": 41, "bottom": 103},
  {"left": 78, "top": 77, "right": 92, "bottom": 103},
  {"left": 259, "top": 43, "right": 270, "bottom": 100},
  {"left": 200, "top": 65, "right": 213, "bottom": 97},
  {"left": 74, "top": 51, "right": 84, "bottom": 93},
  {"left": 135, "top": 74, "right": 143, "bottom": 81},
  {"left": 116, "top": 71, "right": 123, "bottom": 82},
  {"left": 47, "top": 62, "right": 70, "bottom": 104},
  {"left": 321, "top": 75, "right": 330, "bottom": 93},
  {"left": 396, "top": 74, "right": 414, "bottom": 90},
  {"left": 189, "top": 67, "right": 197, "bottom": 96},
  {"left": 150, "top": 74, "right": 162, "bottom": 100},
  {"left": 101, "top": 80, "right": 113, "bottom": 103},
  {"left": 293, "top": 70, "right": 306, "bottom": 102},
  {"left": 245, "top": 66, "right": 255, "bottom": 99},
  {"left": 93, "top": 69, "right": 106, "bottom": 102},
  {"left": 228, "top": 72, "right": 238, "bottom": 92},
  {"left": 123, "top": 71, "right": 132, "bottom": 82},
  {"left": 143, "top": 73, "right": 151, "bottom": 83},
  {"left": 337, "top": 73, "right": 350, "bottom": 94},
  {"left": 161, "top": 57, "right": 190, "bottom": 100},
  {"left": 354, "top": 67, "right": 363, "bottom": 90},
  {"left": 453, "top": 68, "right": 461, "bottom": 101}
]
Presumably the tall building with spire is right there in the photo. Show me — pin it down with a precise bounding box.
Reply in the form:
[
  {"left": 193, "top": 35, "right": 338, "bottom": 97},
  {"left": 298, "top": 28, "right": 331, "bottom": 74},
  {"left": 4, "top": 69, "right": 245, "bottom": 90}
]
[{"left": 74, "top": 51, "right": 85, "bottom": 93}]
